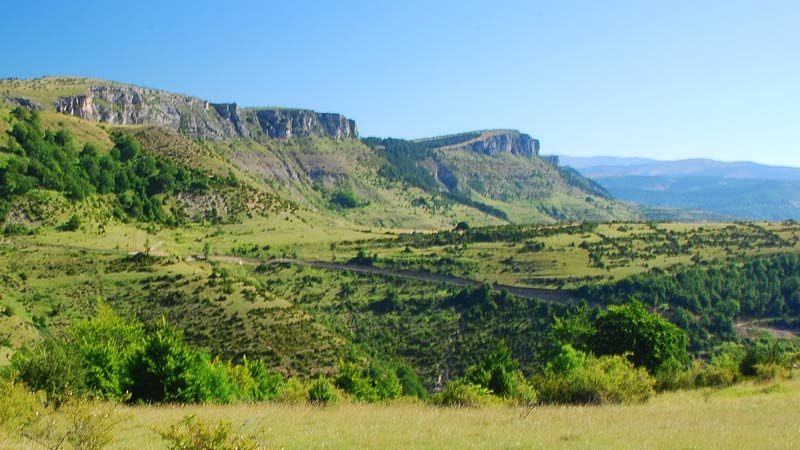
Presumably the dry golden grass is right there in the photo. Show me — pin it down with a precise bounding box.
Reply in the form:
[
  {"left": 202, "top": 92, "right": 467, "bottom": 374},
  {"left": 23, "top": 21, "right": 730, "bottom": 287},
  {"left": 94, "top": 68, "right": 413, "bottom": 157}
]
[{"left": 3, "top": 379, "right": 796, "bottom": 449}]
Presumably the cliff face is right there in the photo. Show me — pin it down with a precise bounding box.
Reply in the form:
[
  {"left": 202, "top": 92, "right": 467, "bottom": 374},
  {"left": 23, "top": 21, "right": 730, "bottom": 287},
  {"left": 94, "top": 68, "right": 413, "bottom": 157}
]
[
  {"left": 468, "top": 131, "right": 540, "bottom": 158},
  {"left": 248, "top": 109, "right": 357, "bottom": 140},
  {"left": 51, "top": 84, "right": 356, "bottom": 141}
]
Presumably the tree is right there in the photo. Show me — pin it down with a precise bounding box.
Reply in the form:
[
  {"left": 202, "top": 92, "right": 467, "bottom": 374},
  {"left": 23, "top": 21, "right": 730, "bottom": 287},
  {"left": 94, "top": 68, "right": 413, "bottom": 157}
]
[
  {"left": 69, "top": 300, "right": 145, "bottom": 400},
  {"left": 592, "top": 301, "right": 689, "bottom": 374},
  {"left": 463, "top": 341, "right": 536, "bottom": 403},
  {"left": 11, "top": 338, "right": 88, "bottom": 409},
  {"left": 59, "top": 213, "right": 82, "bottom": 231},
  {"left": 128, "top": 318, "right": 205, "bottom": 403}
]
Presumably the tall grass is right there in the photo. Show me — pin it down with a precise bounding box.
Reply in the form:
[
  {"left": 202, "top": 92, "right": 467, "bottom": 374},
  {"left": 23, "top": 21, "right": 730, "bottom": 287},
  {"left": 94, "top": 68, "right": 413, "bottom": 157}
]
[{"left": 3, "top": 378, "right": 795, "bottom": 449}]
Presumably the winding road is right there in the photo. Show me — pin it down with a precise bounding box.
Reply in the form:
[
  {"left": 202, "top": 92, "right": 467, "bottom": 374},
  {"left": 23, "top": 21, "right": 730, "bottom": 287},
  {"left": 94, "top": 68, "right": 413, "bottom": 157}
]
[{"left": 209, "top": 255, "right": 584, "bottom": 306}]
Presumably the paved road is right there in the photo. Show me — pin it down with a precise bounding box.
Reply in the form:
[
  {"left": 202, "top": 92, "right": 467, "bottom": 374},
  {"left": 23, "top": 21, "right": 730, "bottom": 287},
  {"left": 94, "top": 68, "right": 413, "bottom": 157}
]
[{"left": 210, "top": 255, "right": 584, "bottom": 306}]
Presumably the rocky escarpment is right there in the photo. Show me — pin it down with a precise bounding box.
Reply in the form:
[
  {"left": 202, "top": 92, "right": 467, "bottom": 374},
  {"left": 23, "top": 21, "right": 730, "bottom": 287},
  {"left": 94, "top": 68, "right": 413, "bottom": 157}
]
[
  {"left": 51, "top": 83, "right": 356, "bottom": 141},
  {"left": 468, "top": 130, "right": 540, "bottom": 158},
  {"left": 247, "top": 109, "right": 357, "bottom": 140},
  {"left": 4, "top": 97, "right": 43, "bottom": 111}
]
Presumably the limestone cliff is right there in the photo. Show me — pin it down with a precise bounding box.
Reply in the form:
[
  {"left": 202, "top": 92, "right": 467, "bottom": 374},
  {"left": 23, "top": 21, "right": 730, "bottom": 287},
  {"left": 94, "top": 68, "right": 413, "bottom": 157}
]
[
  {"left": 49, "top": 82, "right": 356, "bottom": 141},
  {"left": 468, "top": 130, "right": 540, "bottom": 158},
  {"left": 247, "top": 109, "right": 357, "bottom": 140}
]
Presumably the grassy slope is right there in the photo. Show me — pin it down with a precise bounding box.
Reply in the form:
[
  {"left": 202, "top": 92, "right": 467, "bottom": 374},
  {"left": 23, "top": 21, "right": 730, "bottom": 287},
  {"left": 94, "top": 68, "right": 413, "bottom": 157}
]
[
  {"left": 343, "top": 222, "right": 800, "bottom": 288},
  {"left": 0, "top": 76, "right": 103, "bottom": 107},
  {"left": 2, "top": 220, "right": 798, "bottom": 383},
  {"left": 434, "top": 148, "right": 639, "bottom": 223},
  {"left": 2, "top": 77, "right": 639, "bottom": 227},
  {"left": 1, "top": 379, "right": 796, "bottom": 449},
  {"left": 225, "top": 136, "right": 505, "bottom": 229}
]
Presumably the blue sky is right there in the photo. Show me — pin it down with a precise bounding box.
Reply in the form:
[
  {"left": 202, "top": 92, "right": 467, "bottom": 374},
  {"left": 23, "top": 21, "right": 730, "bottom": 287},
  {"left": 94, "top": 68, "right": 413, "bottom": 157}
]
[{"left": 5, "top": 0, "right": 800, "bottom": 166}]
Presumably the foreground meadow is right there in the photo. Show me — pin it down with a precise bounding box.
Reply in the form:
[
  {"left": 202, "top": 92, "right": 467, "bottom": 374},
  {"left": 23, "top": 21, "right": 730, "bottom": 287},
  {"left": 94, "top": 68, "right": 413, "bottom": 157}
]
[{"left": 3, "top": 379, "right": 797, "bottom": 450}]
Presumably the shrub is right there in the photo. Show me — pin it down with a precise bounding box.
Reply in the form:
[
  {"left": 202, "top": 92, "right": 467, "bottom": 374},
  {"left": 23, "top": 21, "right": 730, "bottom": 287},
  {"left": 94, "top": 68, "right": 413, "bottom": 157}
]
[
  {"left": 195, "top": 357, "right": 235, "bottom": 403},
  {"left": 333, "top": 361, "right": 402, "bottom": 402},
  {"left": 69, "top": 301, "right": 145, "bottom": 401},
  {"left": 655, "top": 360, "right": 705, "bottom": 391},
  {"left": 753, "top": 362, "right": 792, "bottom": 382},
  {"left": 3, "top": 223, "right": 34, "bottom": 236},
  {"left": 538, "top": 345, "right": 655, "bottom": 405},
  {"left": 159, "top": 415, "right": 262, "bottom": 450},
  {"left": 277, "top": 377, "right": 309, "bottom": 404},
  {"left": 433, "top": 380, "right": 496, "bottom": 407},
  {"left": 329, "top": 189, "right": 364, "bottom": 209},
  {"left": 21, "top": 401, "right": 121, "bottom": 450},
  {"left": 11, "top": 338, "right": 88, "bottom": 409},
  {"left": 244, "top": 358, "right": 284, "bottom": 401},
  {"left": 395, "top": 363, "right": 428, "bottom": 399},
  {"left": 592, "top": 301, "right": 689, "bottom": 374},
  {"left": 334, "top": 362, "right": 377, "bottom": 401},
  {"left": 308, "top": 375, "right": 340, "bottom": 405},
  {"left": 368, "top": 363, "right": 402, "bottom": 401},
  {"left": 463, "top": 342, "right": 537, "bottom": 405},
  {"left": 127, "top": 319, "right": 206, "bottom": 403},
  {"left": 59, "top": 213, "right": 81, "bottom": 231},
  {"left": 0, "top": 377, "right": 44, "bottom": 431}
]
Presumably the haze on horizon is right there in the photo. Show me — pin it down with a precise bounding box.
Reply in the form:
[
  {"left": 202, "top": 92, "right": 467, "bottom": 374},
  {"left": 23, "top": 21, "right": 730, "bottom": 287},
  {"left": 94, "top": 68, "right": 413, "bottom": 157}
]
[{"left": 4, "top": 0, "right": 800, "bottom": 168}]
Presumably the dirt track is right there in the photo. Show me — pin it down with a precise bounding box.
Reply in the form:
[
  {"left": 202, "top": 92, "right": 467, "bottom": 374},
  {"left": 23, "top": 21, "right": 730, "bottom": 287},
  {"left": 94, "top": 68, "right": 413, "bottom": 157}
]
[{"left": 209, "top": 255, "right": 585, "bottom": 306}]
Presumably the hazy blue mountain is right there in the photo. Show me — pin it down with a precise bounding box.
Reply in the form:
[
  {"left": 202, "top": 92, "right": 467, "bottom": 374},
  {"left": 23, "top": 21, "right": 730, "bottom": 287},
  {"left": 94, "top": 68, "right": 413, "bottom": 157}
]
[
  {"left": 559, "top": 156, "right": 800, "bottom": 180},
  {"left": 598, "top": 176, "right": 800, "bottom": 221},
  {"left": 557, "top": 156, "right": 800, "bottom": 221},
  {"left": 556, "top": 155, "right": 659, "bottom": 169}
]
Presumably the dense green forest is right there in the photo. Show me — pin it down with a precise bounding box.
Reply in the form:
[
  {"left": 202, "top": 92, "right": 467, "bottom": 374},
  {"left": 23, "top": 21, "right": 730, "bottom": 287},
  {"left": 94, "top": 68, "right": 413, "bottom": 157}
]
[
  {"left": 577, "top": 253, "right": 800, "bottom": 351},
  {"left": 0, "top": 107, "right": 219, "bottom": 225}
]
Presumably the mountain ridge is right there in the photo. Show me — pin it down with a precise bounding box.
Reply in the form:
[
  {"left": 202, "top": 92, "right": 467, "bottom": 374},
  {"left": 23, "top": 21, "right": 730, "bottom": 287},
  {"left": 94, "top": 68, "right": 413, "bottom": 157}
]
[
  {"left": 2, "top": 76, "right": 358, "bottom": 142},
  {"left": 559, "top": 155, "right": 800, "bottom": 180},
  {"left": 1, "top": 75, "right": 639, "bottom": 227}
]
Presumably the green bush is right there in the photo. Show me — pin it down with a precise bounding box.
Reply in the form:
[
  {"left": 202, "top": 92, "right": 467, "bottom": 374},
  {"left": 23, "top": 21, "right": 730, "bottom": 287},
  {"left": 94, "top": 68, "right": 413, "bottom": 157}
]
[
  {"left": 368, "top": 363, "right": 402, "bottom": 401},
  {"left": 159, "top": 415, "right": 262, "bottom": 450},
  {"left": 277, "top": 377, "right": 309, "bottom": 404},
  {"left": 753, "top": 362, "right": 792, "bottom": 382},
  {"left": 308, "top": 375, "right": 340, "bottom": 405},
  {"left": 330, "top": 189, "right": 364, "bottom": 209},
  {"left": 463, "top": 342, "right": 537, "bottom": 405},
  {"left": 395, "top": 363, "right": 428, "bottom": 399},
  {"left": 433, "top": 380, "right": 496, "bottom": 407},
  {"left": 59, "top": 213, "right": 81, "bottom": 231},
  {"left": 592, "top": 301, "right": 689, "bottom": 374},
  {"left": 0, "top": 377, "right": 44, "bottom": 431},
  {"left": 698, "top": 346, "right": 744, "bottom": 387},
  {"left": 69, "top": 301, "right": 145, "bottom": 401},
  {"left": 11, "top": 338, "right": 88, "bottom": 409},
  {"left": 3, "top": 223, "right": 34, "bottom": 236},
  {"left": 334, "top": 362, "right": 377, "bottom": 401},
  {"left": 244, "top": 358, "right": 284, "bottom": 401},
  {"left": 538, "top": 345, "right": 655, "bottom": 405},
  {"left": 127, "top": 319, "right": 206, "bottom": 403},
  {"left": 333, "top": 361, "right": 402, "bottom": 402}
]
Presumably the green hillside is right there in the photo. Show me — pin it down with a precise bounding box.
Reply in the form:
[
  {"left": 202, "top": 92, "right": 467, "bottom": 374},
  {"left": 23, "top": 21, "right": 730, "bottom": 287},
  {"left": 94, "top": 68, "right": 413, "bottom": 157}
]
[
  {"left": 1, "top": 76, "right": 640, "bottom": 229},
  {"left": 1, "top": 77, "right": 799, "bottom": 407}
]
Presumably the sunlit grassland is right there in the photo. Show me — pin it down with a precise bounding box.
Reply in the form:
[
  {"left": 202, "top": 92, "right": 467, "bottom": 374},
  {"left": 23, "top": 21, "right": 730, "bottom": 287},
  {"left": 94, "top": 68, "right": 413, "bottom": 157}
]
[
  {"left": 327, "top": 221, "right": 800, "bottom": 288},
  {"left": 1, "top": 379, "right": 795, "bottom": 450},
  {"left": 39, "top": 111, "right": 115, "bottom": 150},
  {"left": 12, "top": 220, "right": 800, "bottom": 289},
  {"left": 0, "top": 76, "right": 102, "bottom": 107}
]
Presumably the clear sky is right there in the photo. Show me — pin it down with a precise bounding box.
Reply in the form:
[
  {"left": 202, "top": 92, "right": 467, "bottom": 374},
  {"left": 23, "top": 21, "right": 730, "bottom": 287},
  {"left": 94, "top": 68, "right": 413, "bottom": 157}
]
[{"left": 4, "top": 0, "right": 800, "bottom": 166}]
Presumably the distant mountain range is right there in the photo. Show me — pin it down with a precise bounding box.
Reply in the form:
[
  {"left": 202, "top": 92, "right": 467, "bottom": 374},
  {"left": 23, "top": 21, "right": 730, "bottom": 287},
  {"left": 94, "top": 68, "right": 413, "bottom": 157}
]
[
  {"left": 556, "top": 155, "right": 800, "bottom": 221},
  {"left": 558, "top": 156, "right": 800, "bottom": 180}
]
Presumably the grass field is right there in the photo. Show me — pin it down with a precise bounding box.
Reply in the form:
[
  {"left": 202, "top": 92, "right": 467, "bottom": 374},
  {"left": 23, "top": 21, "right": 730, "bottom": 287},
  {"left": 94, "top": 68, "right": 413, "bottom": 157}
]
[{"left": 2, "top": 379, "right": 797, "bottom": 449}]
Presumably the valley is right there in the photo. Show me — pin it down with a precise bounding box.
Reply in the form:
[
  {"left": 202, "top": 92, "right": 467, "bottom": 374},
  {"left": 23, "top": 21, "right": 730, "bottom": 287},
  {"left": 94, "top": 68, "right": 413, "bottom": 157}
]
[{"left": 1, "top": 76, "right": 799, "bottom": 449}]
